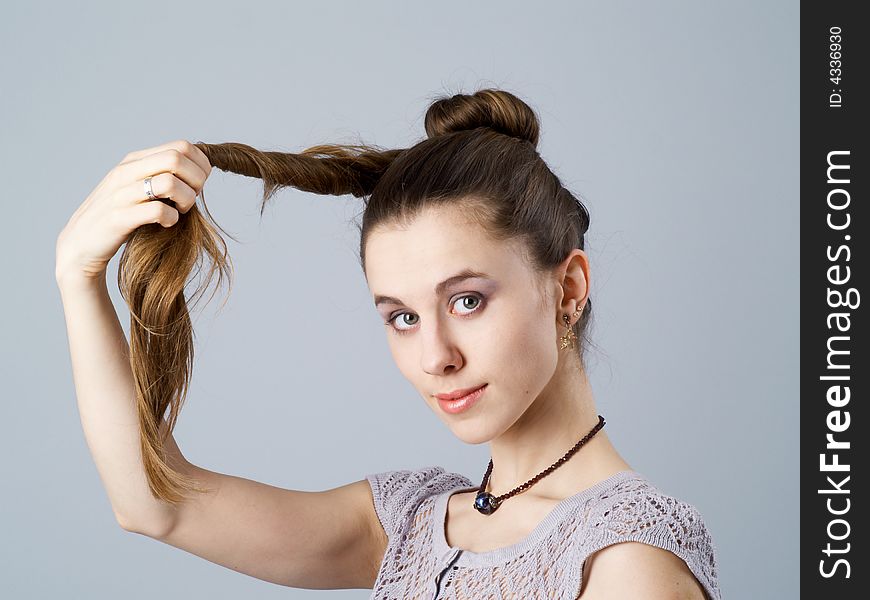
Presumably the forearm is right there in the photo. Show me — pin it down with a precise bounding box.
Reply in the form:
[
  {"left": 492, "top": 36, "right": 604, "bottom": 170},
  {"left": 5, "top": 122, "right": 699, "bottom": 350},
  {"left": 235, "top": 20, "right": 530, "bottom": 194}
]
[{"left": 57, "top": 270, "right": 186, "bottom": 533}]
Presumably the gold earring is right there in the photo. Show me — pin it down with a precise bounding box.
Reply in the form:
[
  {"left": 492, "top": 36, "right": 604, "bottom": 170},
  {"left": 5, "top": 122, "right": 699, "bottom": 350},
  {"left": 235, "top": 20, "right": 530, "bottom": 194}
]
[{"left": 558, "top": 305, "right": 584, "bottom": 350}]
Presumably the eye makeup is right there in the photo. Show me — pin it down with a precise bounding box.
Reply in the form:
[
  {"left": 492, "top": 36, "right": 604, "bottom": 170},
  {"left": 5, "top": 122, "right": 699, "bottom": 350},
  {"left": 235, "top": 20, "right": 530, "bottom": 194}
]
[{"left": 386, "top": 292, "right": 488, "bottom": 335}]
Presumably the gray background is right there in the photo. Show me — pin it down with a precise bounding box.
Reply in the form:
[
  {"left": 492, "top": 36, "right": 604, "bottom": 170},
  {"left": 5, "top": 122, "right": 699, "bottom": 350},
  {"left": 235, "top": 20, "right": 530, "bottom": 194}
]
[{"left": 1, "top": 1, "right": 798, "bottom": 598}]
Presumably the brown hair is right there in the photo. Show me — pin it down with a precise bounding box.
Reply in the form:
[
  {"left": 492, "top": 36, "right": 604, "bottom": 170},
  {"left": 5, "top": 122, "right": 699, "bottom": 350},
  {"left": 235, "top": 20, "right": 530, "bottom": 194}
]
[{"left": 120, "top": 88, "right": 595, "bottom": 506}]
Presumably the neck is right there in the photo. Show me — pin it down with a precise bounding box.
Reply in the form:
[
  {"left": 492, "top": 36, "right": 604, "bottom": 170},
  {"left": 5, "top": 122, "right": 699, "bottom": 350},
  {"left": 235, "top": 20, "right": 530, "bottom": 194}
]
[{"left": 485, "top": 357, "right": 630, "bottom": 497}]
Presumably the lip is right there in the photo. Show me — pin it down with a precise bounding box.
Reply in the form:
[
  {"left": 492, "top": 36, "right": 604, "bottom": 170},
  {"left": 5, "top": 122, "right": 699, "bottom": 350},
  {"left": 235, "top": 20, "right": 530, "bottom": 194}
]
[
  {"left": 436, "top": 384, "right": 487, "bottom": 415},
  {"left": 435, "top": 384, "right": 488, "bottom": 401}
]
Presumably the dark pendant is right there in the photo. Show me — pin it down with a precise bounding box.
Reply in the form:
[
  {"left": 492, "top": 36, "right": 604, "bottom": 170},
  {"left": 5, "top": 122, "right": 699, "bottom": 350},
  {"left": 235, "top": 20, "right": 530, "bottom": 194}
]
[{"left": 474, "top": 491, "right": 500, "bottom": 515}]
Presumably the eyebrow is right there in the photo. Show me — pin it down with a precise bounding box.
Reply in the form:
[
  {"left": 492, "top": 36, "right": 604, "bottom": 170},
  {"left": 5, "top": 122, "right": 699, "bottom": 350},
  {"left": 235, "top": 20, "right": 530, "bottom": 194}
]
[{"left": 373, "top": 268, "right": 493, "bottom": 307}]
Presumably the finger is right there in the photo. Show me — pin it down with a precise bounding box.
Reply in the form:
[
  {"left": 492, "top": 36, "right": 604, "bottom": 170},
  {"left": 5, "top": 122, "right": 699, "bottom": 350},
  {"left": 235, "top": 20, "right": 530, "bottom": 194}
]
[
  {"left": 121, "top": 139, "right": 212, "bottom": 176},
  {"left": 115, "top": 172, "right": 198, "bottom": 213},
  {"left": 116, "top": 148, "right": 208, "bottom": 195},
  {"left": 124, "top": 197, "right": 181, "bottom": 229}
]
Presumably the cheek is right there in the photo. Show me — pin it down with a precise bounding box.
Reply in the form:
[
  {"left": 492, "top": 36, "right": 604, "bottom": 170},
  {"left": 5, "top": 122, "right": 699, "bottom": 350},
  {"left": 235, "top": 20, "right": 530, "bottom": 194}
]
[{"left": 490, "top": 308, "right": 558, "bottom": 400}]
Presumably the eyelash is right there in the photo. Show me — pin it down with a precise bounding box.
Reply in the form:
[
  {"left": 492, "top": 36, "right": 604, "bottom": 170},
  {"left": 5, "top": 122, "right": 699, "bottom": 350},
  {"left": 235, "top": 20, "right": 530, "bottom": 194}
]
[{"left": 385, "top": 294, "right": 486, "bottom": 336}]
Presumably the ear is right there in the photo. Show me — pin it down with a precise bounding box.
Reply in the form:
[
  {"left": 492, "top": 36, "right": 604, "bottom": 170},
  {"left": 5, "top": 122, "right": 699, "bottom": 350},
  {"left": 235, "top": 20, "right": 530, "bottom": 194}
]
[{"left": 556, "top": 249, "right": 590, "bottom": 320}]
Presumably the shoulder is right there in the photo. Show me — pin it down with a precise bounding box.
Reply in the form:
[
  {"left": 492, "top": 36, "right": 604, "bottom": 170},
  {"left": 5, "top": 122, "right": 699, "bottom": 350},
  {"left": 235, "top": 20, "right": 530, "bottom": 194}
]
[
  {"left": 580, "top": 541, "right": 708, "bottom": 599},
  {"left": 575, "top": 474, "right": 721, "bottom": 600},
  {"left": 365, "top": 465, "right": 473, "bottom": 538}
]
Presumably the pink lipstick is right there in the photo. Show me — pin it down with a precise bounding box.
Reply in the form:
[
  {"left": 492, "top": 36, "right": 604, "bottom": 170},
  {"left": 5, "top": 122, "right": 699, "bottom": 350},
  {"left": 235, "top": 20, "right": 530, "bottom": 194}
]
[{"left": 436, "top": 384, "right": 487, "bottom": 414}]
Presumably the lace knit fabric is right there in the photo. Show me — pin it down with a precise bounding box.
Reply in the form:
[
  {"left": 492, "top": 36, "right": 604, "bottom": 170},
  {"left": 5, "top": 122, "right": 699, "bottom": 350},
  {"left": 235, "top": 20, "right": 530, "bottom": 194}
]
[{"left": 365, "top": 465, "right": 721, "bottom": 600}]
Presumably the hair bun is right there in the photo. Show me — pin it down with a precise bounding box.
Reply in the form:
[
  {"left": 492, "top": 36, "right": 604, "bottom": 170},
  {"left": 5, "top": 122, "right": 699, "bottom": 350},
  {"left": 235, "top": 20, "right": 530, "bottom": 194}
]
[{"left": 424, "top": 88, "right": 540, "bottom": 148}]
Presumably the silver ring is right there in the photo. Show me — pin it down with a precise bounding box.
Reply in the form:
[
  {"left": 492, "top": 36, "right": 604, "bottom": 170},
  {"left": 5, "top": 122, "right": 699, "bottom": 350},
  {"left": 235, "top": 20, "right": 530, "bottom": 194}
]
[{"left": 144, "top": 176, "right": 157, "bottom": 200}]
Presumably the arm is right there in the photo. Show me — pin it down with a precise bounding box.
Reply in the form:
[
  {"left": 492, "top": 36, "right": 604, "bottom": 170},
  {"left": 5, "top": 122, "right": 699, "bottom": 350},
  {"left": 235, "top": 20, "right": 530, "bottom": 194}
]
[
  {"left": 56, "top": 139, "right": 387, "bottom": 589},
  {"left": 578, "top": 542, "right": 708, "bottom": 599},
  {"left": 57, "top": 270, "right": 184, "bottom": 530},
  {"left": 152, "top": 464, "right": 387, "bottom": 589},
  {"left": 56, "top": 271, "right": 388, "bottom": 589}
]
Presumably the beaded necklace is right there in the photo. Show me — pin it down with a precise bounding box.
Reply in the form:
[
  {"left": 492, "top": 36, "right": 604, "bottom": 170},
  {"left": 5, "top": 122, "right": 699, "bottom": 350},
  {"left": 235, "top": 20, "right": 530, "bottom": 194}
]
[{"left": 473, "top": 415, "right": 606, "bottom": 515}]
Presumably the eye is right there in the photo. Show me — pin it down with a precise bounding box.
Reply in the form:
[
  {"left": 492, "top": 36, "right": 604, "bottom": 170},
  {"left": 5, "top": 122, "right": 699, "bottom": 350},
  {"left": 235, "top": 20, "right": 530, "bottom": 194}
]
[
  {"left": 452, "top": 294, "right": 482, "bottom": 315},
  {"left": 387, "top": 312, "right": 419, "bottom": 335},
  {"left": 385, "top": 294, "right": 485, "bottom": 335}
]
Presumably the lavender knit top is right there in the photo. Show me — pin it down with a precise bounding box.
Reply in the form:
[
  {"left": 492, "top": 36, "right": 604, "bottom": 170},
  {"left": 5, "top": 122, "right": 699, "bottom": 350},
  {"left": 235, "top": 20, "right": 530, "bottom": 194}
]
[{"left": 365, "top": 465, "right": 721, "bottom": 600}]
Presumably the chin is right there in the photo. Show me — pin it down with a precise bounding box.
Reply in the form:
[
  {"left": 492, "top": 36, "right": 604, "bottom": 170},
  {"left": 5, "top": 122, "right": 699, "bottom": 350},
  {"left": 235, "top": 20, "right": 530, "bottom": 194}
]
[
  {"left": 444, "top": 419, "right": 500, "bottom": 446},
  {"left": 451, "top": 429, "right": 492, "bottom": 446}
]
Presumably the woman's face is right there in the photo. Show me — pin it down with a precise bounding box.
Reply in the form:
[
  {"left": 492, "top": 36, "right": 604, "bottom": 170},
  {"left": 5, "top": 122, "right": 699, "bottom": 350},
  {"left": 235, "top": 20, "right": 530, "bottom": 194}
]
[{"left": 364, "top": 203, "right": 564, "bottom": 444}]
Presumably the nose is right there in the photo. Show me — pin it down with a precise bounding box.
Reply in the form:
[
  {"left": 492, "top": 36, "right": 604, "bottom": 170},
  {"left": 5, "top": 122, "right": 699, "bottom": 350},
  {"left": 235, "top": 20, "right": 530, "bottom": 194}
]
[{"left": 419, "top": 315, "right": 464, "bottom": 376}]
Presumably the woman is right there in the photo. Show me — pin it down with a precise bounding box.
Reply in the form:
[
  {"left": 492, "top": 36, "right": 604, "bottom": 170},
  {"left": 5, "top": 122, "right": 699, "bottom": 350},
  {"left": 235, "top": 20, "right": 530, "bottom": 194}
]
[{"left": 55, "top": 88, "right": 721, "bottom": 599}]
